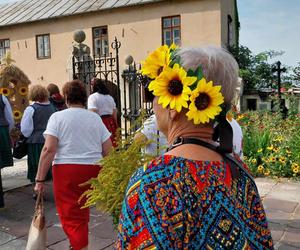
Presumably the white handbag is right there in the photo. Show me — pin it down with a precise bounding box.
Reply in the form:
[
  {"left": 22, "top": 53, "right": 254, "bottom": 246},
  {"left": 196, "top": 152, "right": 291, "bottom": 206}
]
[{"left": 26, "top": 192, "right": 47, "bottom": 250}]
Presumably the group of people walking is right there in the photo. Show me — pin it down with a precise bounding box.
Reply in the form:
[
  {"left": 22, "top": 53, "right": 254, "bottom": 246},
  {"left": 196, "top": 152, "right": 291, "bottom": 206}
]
[
  {"left": 0, "top": 78, "right": 118, "bottom": 250},
  {"left": 1, "top": 44, "right": 274, "bottom": 250}
]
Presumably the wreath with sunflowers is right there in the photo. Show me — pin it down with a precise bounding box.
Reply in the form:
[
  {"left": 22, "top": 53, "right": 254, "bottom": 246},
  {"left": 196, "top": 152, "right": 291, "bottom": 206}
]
[{"left": 141, "top": 44, "right": 224, "bottom": 124}]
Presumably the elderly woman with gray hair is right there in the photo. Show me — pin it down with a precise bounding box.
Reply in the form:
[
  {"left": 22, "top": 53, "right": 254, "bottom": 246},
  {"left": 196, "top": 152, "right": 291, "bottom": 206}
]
[{"left": 117, "top": 45, "right": 273, "bottom": 249}]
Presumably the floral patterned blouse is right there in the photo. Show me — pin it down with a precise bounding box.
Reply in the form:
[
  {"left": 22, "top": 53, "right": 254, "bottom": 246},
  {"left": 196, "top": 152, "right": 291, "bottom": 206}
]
[{"left": 117, "top": 155, "right": 273, "bottom": 250}]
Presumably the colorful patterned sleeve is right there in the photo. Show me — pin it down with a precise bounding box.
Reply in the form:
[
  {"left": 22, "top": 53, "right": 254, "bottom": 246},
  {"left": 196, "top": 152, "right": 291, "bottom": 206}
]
[{"left": 117, "top": 165, "right": 150, "bottom": 249}]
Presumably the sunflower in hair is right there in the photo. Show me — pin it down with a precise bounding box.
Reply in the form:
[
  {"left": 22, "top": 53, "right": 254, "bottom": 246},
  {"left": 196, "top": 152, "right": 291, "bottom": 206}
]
[
  {"left": 186, "top": 78, "right": 224, "bottom": 124},
  {"left": 141, "top": 44, "right": 177, "bottom": 79},
  {"left": 149, "top": 64, "right": 196, "bottom": 112}
]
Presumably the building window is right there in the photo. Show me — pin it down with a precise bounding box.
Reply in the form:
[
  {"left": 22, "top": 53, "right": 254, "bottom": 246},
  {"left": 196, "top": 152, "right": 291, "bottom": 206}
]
[
  {"left": 227, "top": 15, "right": 233, "bottom": 45},
  {"left": 0, "top": 39, "right": 10, "bottom": 59},
  {"left": 162, "top": 16, "right": 181, "bottom": 46},
  {"left": 93, "top": 26, "right": 109, "bottom": 57},
  {"left": 36, "top": 34, "right": 50, "bottom": 59}
]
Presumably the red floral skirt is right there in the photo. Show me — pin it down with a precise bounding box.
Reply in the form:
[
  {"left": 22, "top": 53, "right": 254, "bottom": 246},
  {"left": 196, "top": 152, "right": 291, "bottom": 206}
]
[
  {"left": 52, "top": 164, "right": 101, "bottom": 250},
  {"left": 101, "top": 115, "right": 119, "bottom": 147}
]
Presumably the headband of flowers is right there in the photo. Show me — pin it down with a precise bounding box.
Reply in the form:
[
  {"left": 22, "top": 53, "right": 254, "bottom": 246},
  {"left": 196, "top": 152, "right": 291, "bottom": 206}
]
[{"left": 141, "top": 44, "right": 224, "bottom": 124}]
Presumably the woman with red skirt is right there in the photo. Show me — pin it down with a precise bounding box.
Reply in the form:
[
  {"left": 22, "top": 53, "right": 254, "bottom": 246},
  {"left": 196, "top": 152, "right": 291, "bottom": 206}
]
[
  {"left": 88, "top": 79, "right": 118, "bottom": 147},
  {"left": 34, "top": 80, "right": 112, "bottom": 250}
]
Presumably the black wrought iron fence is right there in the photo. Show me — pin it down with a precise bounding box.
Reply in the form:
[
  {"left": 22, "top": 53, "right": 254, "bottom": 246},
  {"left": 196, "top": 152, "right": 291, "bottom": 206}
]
[{"left": 121, "top": 63, "right": 153, "bottom": 138}]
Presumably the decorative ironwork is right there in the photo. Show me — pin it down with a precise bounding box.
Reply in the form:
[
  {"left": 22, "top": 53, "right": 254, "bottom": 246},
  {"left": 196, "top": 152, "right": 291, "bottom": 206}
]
[
  {"left": 72, "top": 37, "right": 121, "bottom": 116},
  {"left": 121, "top": 62, "right": 153, "bottom": 138}
]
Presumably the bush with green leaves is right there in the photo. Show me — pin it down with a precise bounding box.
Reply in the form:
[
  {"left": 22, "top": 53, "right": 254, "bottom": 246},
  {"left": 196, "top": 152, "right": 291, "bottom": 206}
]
[
  {"left": 236, "top": 110, "right": 300, "bottom": 179},
  {"left": 80, "top": 119, "right": 156, "bottom": 224}
]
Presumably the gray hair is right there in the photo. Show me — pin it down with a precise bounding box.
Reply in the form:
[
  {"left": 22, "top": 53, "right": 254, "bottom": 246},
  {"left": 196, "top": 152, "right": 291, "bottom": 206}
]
[{"left": 176, "top": 46, "right": 239, "bottom": 104}]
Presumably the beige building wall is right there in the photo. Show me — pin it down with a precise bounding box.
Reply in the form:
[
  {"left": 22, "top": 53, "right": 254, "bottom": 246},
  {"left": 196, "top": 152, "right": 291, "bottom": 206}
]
[
  {"left": 0, "top": 0, "right": 224, "bottom": 89},
  {"left": 220, "top": 0, "right": 238, "bottom": 47}
]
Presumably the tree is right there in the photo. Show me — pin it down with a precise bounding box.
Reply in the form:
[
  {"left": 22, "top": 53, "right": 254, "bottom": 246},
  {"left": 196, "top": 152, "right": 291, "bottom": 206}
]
[
  {"left": 228, "top": 45, "right": 285, "bottom": 90},
  {"left": 291, "top": 63, "right": 300, "bottom": 86}
]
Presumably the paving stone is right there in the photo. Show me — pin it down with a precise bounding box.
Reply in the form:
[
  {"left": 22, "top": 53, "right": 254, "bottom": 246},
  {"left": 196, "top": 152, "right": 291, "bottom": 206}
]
[
  {"left": 45, "top": 224, "right": 67, "bottom": 246},
  {"left": 263, "top": 198, "right": 298, "bottom": 213},
  {"left": 255, "top": 178, "right": 278, "bottom": 198},
  {"left": 0, "top": 231, "right": 16, "bottom": 245},
  {"left": 293, "top": 205, "right": 300, "bottom": 219},
  {"left": 48, "top": 235, "right": 115, "bottom": 250},
  {"left": 0, "top": 237, "right": 27, "bottom": 250},
  {"left": 268, "top": 222, "right": 285, "bottom": 242},
  {"left": 47, "top": 238, "right": 69, "bottom": 250},
  {"left": 277, "top": 243, "right": 300, "bottom": 250},
  {"left": 89, "top": 220, "right": 117, "bottom": 240},
  {"left": 268, "top": 182, "right": 300, "bottom": 203},
  {"left": 89, "top": 234, "right": 115, "bottom": 250},
  {"left": 288, "top": 219, "right": 300, "bottom": 230},
  {"left": 266, "top": 210, "right": 292, "bottom": 226},
  {"left": 281, "top": 227, "right": 300, "bottom": 248},
  {"left": 270, "top": 229, "right": 284, "bottom": 242}
]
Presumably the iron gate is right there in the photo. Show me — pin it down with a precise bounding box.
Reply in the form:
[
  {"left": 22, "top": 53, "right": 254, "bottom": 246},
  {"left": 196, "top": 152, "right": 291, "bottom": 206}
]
[
  {"left": 121, "top": 63, "right": 153, "bottom": 138},
  {"left": 72, "top": 38, "right": 153, "bottom": 138},
  {"left": 72, "top": 37, "right": 121, "bottom": 114}
]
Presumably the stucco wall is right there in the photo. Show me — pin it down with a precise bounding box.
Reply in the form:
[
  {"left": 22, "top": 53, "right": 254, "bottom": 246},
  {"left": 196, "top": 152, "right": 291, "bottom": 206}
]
[
  {"left": 220, "top": 0, "right": 237, "bottom": 47},
  {"left": 0, "top": 0, "right": 222, "bottom": 88}
]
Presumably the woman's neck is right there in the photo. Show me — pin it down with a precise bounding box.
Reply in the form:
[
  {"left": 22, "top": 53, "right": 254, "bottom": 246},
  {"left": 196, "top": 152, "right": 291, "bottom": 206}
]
[
  {"left": 68, "top": 103, "right": 84, "bottom": 108},
  {"left": 168, "top": 124, "right": 214, "bottom": 145}
]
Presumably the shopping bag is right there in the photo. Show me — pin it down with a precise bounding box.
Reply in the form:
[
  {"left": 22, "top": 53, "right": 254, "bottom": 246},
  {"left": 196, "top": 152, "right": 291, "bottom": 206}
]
[
  {"left": 26, "top": 192, "right": 47, "bottom": 250},
  {"left": 12, "top": 134, "right": 27, "bottom": 159}
]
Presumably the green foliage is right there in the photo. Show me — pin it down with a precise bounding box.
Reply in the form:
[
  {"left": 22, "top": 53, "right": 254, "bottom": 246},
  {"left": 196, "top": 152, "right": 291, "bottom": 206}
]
[
  {"left": 291, "top": 62, "right": 300, "bottom": 86},
  {"left": 235, "top": 111, "right": 300, "bottom": 179},
  {"left": 228, "top": 45, "right": 286, "bottom": 90},
  {"left": 80, "top": 117, "right": 155, "bottom": 225}
]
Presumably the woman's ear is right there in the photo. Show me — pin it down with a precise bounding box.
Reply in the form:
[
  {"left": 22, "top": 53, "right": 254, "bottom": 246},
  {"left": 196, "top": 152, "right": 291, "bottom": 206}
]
[{"left": 169, "top": 109, "right": 178, "bottom": 121}]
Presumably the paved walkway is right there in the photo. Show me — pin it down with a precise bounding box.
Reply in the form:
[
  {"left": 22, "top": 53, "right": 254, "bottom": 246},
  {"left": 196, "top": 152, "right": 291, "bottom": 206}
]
[{"left": 0, "top": 164, "right": 299, "bottom": 249}]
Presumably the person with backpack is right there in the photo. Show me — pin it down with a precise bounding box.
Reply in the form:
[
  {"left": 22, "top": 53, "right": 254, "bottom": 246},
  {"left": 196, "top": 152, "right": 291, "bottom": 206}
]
[
  {"left": 0, "top": 93, "right": 14, "bottom": 168},
  {"left": 117, "top": 45, "right": 273, "bottom": 249}
]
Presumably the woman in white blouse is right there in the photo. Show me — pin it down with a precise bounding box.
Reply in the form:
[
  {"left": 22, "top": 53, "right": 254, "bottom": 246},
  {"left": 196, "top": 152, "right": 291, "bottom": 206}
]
[
  {"left": 88, "top": 78, "right": 119, "bottom": 147},
  {"left": 34, "top": 80, "right": 112, "bottom": 250}
]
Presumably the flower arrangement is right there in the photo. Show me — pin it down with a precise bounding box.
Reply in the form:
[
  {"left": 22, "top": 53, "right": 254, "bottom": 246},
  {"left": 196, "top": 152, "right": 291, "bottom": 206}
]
[
  {"left": 0, "top": 87, "right": 10, "bottom": 96},
  {"left": 141, "top": 45, "right": 224, "bottom": 124}
]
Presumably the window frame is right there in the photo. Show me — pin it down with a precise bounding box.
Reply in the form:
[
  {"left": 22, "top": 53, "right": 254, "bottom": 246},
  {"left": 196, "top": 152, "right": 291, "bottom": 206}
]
[
  {"left": 36, "top": 34, "right": 51, "bottom": 60},
  {"left": 227, "top": 15, "right": 233, "bottom": 46},
  {"left": 92, "top": 26, "right": 109, "bottom": 57},
  {"left": 161, "top": 15, "right": 181, "bottom": 46},
  {"left": 0, "top": 38, "right": 10, "bottom": 59}
]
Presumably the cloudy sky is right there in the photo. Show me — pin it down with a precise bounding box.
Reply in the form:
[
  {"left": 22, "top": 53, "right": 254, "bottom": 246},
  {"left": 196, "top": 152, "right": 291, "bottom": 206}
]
[{"left": 0, "top": 0, "right": 299, "bottom": 67}]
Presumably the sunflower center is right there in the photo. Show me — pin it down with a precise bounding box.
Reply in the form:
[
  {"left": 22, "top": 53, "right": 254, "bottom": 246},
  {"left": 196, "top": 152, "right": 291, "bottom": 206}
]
[
  {"left": 168, "top": 79, "right": 183, "bottom": 96},
  {"left": 195, "top": 93, "right": 210, "bottom": 110}
]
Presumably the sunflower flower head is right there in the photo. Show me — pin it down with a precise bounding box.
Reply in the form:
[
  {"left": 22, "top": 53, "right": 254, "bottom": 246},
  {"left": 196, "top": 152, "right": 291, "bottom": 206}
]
[
  {"left": 186, "top": 78, "right": 224, "bottom": 124},
  {"left": 149, "top": 63, "right": 196, "bottom": 112},
  {"left": 1, "top": 87, "right": 10, "bottom": 96},
  {"left": 141, "top": 45, "right": 176, "bottom": 79}
]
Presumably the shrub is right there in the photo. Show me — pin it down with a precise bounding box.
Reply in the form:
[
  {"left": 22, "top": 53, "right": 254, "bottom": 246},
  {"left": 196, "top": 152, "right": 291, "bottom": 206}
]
[{"left": 236, "top": 111, "right": 300, "bottom": 178}]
